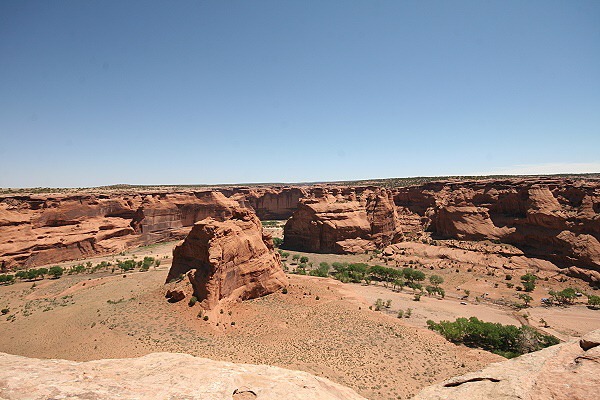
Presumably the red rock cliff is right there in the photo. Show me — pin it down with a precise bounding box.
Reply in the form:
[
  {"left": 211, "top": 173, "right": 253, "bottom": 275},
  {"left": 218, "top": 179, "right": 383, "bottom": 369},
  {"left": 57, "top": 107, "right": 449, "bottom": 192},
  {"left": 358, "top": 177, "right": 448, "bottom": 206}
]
[
  {"left": 392, "top": 178, "right": 600, "bottom": 282},
  {"left": 166, "top": 209, "right": 287, "bottom": 309}
]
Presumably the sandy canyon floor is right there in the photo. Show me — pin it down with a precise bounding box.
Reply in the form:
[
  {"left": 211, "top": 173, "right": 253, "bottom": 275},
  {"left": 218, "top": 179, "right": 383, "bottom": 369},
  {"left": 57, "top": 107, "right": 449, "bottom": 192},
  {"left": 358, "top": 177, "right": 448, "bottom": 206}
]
[{"left": 1, "top": 239, "right": 599, "bottom": 400}]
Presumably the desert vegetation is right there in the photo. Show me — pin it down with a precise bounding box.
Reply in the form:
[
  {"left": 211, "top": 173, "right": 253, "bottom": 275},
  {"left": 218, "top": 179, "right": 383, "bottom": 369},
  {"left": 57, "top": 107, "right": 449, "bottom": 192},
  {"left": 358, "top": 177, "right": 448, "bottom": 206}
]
[{"left": 426, "top": 317, "right": 560, "bottom": 358}]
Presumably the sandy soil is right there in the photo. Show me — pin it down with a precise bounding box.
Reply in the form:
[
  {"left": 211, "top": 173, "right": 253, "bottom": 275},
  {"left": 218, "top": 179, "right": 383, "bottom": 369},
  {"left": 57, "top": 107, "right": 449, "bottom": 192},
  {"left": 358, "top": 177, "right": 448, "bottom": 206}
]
[{"left": 2, "top": 239, "right": 599, "bottom": 399}]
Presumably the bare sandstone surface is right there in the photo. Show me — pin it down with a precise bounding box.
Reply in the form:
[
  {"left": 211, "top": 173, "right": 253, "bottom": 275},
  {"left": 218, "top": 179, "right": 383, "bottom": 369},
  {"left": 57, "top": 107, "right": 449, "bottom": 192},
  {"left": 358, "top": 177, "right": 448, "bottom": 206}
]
[
  {"left": 413, "top": 329, "right": 600, "bottom": 400},
  {"left": 0, "top": 351, "right": 366, "bottom": 400}
]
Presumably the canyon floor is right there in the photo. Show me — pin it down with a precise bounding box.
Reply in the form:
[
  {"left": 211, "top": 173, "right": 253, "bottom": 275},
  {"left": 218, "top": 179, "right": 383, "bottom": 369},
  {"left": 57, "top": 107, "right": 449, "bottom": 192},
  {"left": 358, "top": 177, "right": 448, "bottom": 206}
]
[{"left": 1, "top": 239, "right": 599, "bottom": 400}]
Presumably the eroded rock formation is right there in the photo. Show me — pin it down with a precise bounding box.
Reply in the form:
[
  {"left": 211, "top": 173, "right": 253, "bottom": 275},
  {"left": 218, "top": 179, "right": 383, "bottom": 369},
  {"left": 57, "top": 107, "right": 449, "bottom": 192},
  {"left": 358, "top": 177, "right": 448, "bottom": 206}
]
[
  {"left": 392, "top": 178, "right": 600, "bottom": 282},
  {"left": 2, "top": 177, "right": 599, "bottom": 282},
  {"left": 0, "top": 352, "right": 366, "bottom": 400},
  {"left": 413, "top": 329, "right": 600, "bottom": 400},
  {"left": 166, "top": 209, "right": 287, "bottom": 309},
  {"left": 0, "top": 191, "right": 243, "bottom": 270},
  {"left": 283, "top": 188, "right": 403, "bottom": 253}
]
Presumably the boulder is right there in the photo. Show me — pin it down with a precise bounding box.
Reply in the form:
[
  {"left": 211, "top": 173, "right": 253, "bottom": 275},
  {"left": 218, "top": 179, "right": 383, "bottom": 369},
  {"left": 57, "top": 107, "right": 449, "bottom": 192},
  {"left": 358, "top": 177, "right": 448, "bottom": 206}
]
[
  {"left": 165, "top": 289, "right": 185, "bottom": 303},
  {"left": 166, "top": 209, "right": 287, "bottom": 309}
]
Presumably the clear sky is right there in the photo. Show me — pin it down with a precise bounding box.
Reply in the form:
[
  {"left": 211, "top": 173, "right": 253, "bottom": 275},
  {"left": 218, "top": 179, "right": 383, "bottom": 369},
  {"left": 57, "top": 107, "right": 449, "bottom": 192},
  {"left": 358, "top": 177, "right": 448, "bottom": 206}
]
[{"left": 1, "top": 0, "right": 599, "bottom": 187}]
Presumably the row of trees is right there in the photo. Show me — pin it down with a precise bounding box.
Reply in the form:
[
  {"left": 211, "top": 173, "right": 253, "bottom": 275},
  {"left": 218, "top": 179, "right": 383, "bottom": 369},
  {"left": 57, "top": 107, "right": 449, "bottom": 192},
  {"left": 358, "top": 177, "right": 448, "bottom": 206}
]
[
  {"left": 0, "top": 257, "right": 161, "bottom": 285},
  {"left": 427, "top": 317, "right": 560, "bottom": 358},
  {"left": 287, "top": 260, "right": 446, "bottom": 298}
]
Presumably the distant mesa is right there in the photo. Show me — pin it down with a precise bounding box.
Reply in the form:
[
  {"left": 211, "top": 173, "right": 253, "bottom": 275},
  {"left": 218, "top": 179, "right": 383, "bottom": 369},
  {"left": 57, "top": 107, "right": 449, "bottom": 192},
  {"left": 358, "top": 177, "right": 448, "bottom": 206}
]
[{"left": 165, "top": 208, "right": 287, "bottom": 309}]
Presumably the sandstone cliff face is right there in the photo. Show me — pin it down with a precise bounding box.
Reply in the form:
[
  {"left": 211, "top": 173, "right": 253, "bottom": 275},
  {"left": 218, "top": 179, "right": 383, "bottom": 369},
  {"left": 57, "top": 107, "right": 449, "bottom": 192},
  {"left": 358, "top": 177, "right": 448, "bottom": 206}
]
[
  {"left": 392, "top": 178, "right": 600, "bottom": 281},
  {"left": 0, "top": 191, "right": 241, "bottom": 270},
  {"left": 0, "top": 352, "right": 366, "bottom": 400},
  {"left": 231, "top": 187, "right": 308, "bottom": 220},
  {"left": 166, "top": 209, "right": 287, "bottom": 309},
  {"left": 283, "top": 188, "right": 402, "bottom": 253},
  {"left": 413, "top": 329, "right": 600, "bottom": 400}
]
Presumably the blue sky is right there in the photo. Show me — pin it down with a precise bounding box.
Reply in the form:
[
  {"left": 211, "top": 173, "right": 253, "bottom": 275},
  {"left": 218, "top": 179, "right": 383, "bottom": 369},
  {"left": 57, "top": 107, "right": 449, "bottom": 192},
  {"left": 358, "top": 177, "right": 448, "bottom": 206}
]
[{"left": 1, "top": 1, "right": 599, "bottom": 187}]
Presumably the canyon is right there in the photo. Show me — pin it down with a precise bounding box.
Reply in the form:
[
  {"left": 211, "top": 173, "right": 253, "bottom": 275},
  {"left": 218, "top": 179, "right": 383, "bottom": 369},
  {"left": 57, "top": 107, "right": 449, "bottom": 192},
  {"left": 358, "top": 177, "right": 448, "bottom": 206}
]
[{"left": 1, "top": 177, "right": 599, "bottom": 282}]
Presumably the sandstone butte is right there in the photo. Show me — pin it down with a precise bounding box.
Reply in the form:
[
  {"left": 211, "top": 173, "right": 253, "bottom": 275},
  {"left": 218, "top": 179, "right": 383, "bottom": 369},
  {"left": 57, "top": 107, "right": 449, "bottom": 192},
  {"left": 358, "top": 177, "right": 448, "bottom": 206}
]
[
  {"left": 0, "top": 352, "right": 366, "bottom": 400},
  {"left": 413, "top": 329, "right": 600, "bottom": 400},
  {"left": 1, "top": 177, "right": 599, "bottom": 282},
  {"left": 165, "top": 208, "right": 287, "bottom": 309}
]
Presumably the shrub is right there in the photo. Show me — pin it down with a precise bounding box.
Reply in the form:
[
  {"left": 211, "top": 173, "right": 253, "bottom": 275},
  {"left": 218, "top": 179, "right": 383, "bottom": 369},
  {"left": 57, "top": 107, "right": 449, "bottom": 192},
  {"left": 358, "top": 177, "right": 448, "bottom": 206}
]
[
  {"left": 405, "top": 308, "right": 412, "bottom": 318},
  {"left": 375, "top": 298, "right": 384, "bottom": 311},
  {"left": 203, "top": 315, "right": 209, "bottom": 321},
  {"left": 397, "top": 310, "right": 404, "bottom": 318},
  {"left": 414, "top": 293, "right": 421, "bottom": 301},
  {"left": 272, "top": 237, "right": 283, "bottom": 247},
  {"left": 188, "top": 296, "right": 197, "bottom": 307},
  {"left": 282, "top": 287, "right": 288, "bottom": 294},
  {"left": 505, "top": 274, "right": 512, "bottom": 280},
  {"left": 1, "top": 308, "right": 9, "bottom": 315},
  {"left": 426, "top": 317, "right": 559, "bottom": 358}
]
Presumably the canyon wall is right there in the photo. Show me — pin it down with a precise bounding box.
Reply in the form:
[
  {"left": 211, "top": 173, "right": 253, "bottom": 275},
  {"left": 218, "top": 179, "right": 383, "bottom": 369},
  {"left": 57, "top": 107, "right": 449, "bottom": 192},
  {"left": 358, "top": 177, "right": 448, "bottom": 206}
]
[
  {"left": 0, "top": 191, "right": 242, "bottom": 269},
  {"left": 392, "top": 178, "right": 600, "bottom": 281},
  {"left": 1, "top": 178, "right": 599, "bottom": 282},
  {"left": 283, "top": 188, "right": 403, "bottom": 253}
]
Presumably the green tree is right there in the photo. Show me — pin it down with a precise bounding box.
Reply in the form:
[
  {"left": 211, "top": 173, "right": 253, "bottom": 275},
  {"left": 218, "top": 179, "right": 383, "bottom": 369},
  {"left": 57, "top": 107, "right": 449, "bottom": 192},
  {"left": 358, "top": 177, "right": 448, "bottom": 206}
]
[
  {"left": 49, "top": 266, "right": 64, "bottom": 279},
  {"left": 588, "top": 295, "right": 600, "bottom": 308},
  {"left": 523, "top": 281, "right": 535, "bottom": 292},
  {"left": 300, "top": 256, "right": 309, "bottom": 264},
  {"left": 429, "top": 275, "right": 444, "bottom": 287},
  {"left": 518, "top": 293, "right": 533, "bottom": 307}
]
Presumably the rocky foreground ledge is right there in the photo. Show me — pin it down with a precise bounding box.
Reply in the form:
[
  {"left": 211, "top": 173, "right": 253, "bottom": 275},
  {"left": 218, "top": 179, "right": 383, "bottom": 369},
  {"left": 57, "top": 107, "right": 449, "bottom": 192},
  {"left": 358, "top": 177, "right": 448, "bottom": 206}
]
[
  {"left": 0, "top": 352, "right": 365, "bottom": 400},
  {"left": 413, "top": 329, "right": 600, "bottom": 400},
  {"left": 1, "top": 330, "right": 599, "bottom": 399}
]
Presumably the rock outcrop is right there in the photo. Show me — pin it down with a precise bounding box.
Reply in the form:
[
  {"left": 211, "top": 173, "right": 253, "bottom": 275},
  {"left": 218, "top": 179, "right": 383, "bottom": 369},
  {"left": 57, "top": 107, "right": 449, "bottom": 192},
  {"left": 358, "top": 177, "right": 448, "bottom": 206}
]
[
  {"left": 0, "top": 191, "right": 243, "bottom": 270},
  {"left": 0, "top": 352, "right": 366, "bottom": 400},
  {"left": 283, "top": 188, "right": 402, "bottom": 253},
  {"left": 166, "top": 209, "right": 287, "bottom": 309},
  {"left": 413, "top": 329, "right": 600, "bottom": 400},
  {"left": 231, "top": 187, "right": 308, "bottom": 220},
  {"left": 2, "top": 177, "right": 599, "bottom": 282},
  {"left": 392, "top": 178, "right": 600, "bottom": 282}
]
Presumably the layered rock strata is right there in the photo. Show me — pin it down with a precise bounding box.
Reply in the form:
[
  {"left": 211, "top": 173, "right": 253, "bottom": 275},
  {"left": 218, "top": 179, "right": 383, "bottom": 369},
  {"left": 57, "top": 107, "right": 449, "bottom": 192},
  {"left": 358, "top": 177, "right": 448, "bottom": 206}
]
[
  {"left": 166, "top": 209, "right": 287, "bottom": 309},
  {"left": 392, "top": 178, "right": 600, "bottom": 281},
  {"left": 0, "top": 191, "right": 242, "bottom": 270},
  {"left": 283, "top": 188, "right": 403, "bottom": 253}
]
